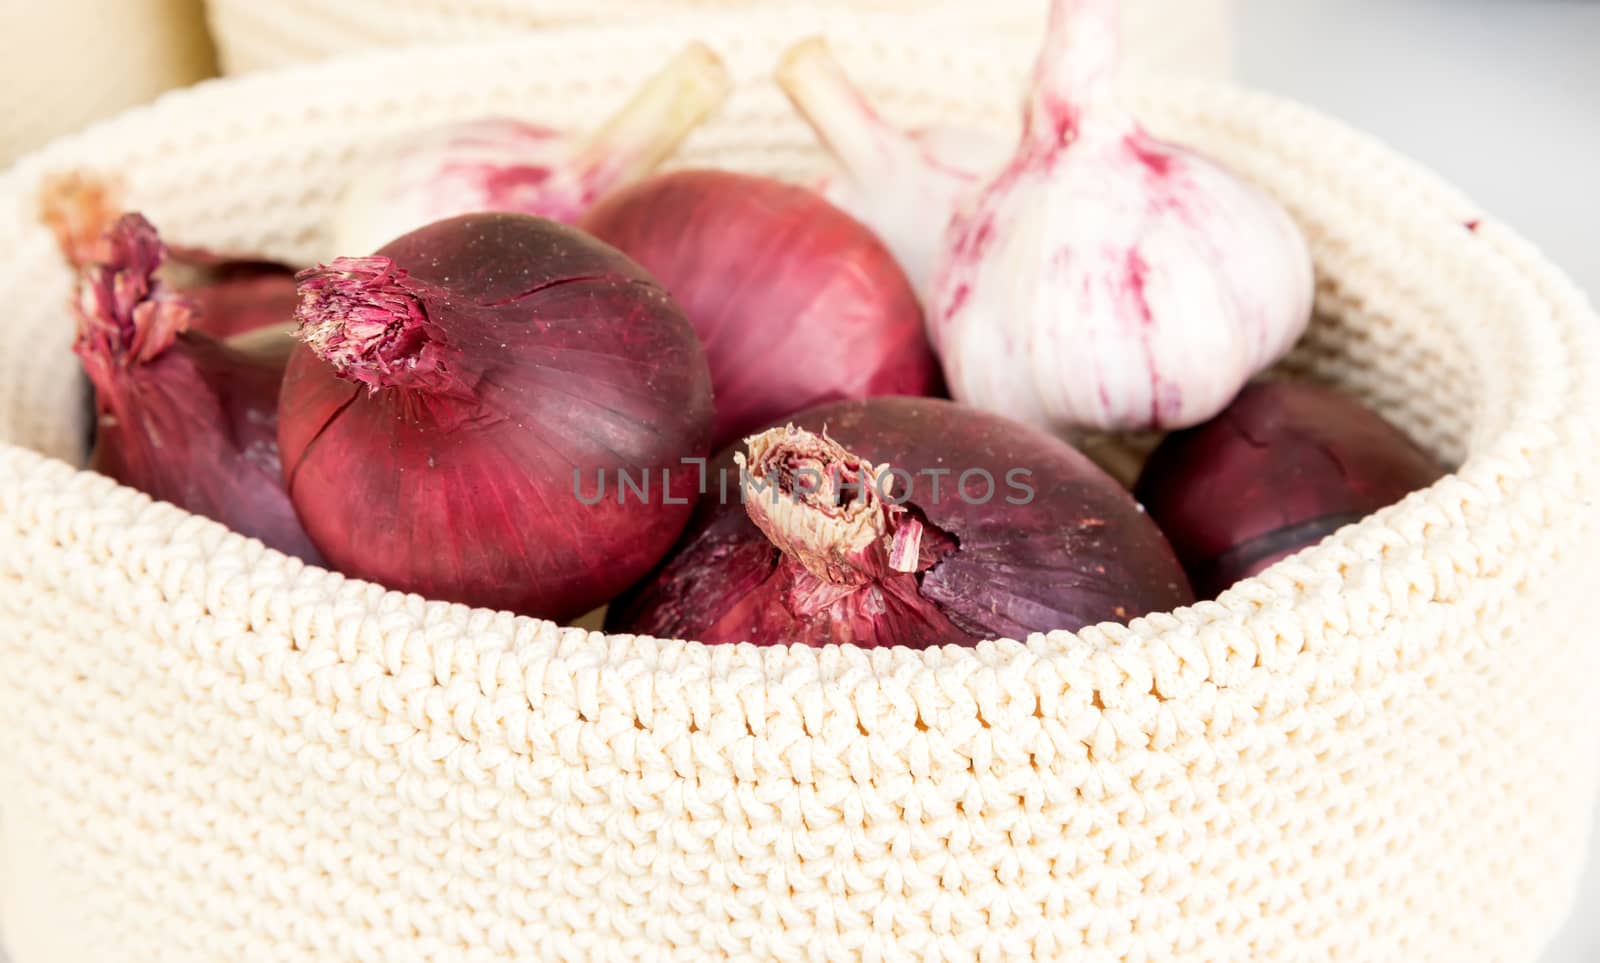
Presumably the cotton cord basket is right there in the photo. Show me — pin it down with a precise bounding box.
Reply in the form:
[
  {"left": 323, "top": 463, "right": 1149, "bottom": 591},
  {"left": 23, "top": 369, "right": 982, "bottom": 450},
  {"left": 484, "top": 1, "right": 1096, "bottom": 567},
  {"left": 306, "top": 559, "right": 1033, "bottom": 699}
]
[
  {"left": 1, "top": 15, "right": 1598, "bottom": 963},
  {"left": 203, "top": 0, "right": 1231, "bottom": 80}
]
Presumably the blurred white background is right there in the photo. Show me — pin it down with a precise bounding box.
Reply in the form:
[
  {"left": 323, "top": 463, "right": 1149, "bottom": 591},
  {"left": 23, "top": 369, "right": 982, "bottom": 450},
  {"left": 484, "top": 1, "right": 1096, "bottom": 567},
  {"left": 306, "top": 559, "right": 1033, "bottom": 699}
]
[{"left": 1234, "top": 3, "right": 1600, "bottom": 961}]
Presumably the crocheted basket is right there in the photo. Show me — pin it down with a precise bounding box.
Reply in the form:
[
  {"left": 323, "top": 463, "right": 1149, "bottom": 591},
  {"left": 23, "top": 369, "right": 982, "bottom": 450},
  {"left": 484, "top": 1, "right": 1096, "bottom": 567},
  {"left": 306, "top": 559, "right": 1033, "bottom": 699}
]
[
  {"left": 2, "top": 16, "right": 1599, "bottom": 963},
  {"left": 203, "top": 0, "right": 1230, "bottom": 79}
]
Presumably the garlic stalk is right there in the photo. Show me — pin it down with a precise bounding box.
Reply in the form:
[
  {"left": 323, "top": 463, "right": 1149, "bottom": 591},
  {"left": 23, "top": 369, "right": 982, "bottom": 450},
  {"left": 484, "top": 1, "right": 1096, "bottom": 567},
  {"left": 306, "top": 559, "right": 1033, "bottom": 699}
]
[
  {"left": 328, "top": 42, "right": 731, "bottom": 257},
  {"left": 775, "top": 37, "right": 1012, "bottom": 297},
  {"left": 928, "top": 0, "right": 1315, "bottom": 432}
]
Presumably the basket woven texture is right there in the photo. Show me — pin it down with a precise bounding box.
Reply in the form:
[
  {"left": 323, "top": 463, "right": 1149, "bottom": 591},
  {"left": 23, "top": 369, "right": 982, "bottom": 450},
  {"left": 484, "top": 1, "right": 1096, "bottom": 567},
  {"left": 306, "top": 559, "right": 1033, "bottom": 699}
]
[
  {"left": 203, "top": 0, "right": 1230, "bottom": 80},
  {"left": 2, "top": 16, "right": 1599, "bottom": 963}
]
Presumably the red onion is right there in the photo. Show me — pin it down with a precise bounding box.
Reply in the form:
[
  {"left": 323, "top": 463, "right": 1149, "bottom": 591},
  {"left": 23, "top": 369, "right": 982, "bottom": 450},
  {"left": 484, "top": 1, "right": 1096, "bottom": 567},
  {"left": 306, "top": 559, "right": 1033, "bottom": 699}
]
[
  {"left": 608, "top": 397, "right": 1193, "bottom": 647},
  {"left": 927, "top": 0, "right": 1314, "bottom": 433},
  {"left": 1134, "top": 381, "right": 1446, "bottom": 597},
  {"left": 279, "top": 212, "right": 714, "bottom": 621},
  {"left": 68, "top": 213, "right": 320, "bottom": 562},
  {"left": 41, "top": 171, "right": 299, "bottom": 338},
  {"left": 329, "top": 43, "right": 731, "bottom": 256},
  {"left": 776, "top": 37, "right": 1012, "bottom": 296},
  {"left": 166, "top": 260, "right": 298, "bottom": 339},
  {"left": 580, "top": 169, "right": 941, "bottom": 449}
]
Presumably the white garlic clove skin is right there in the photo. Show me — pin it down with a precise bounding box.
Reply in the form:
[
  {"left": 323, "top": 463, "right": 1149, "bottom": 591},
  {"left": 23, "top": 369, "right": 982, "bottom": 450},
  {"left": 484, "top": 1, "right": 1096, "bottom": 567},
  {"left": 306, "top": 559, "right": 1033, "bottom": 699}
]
[
  {"left": 328, "top": 118, "right": 584, "bottom": 257},
  {"left": 932, "top": 121, "right": 1314, "bottom": 432},
  {"left": 905, "top": 126, "right": 1019, "bottom": 182},
  {"left": 927, "top": 0, "right": 1315, "bottom": 433},
  {"left": 813, "top": 125, "right": 1014, "bottom": 296},
  {"left": 777, "top": 37, "right": 1013, "bottom": 298},
  {"left": 326, "top": 42, "right": 731, "bottom": 259}
]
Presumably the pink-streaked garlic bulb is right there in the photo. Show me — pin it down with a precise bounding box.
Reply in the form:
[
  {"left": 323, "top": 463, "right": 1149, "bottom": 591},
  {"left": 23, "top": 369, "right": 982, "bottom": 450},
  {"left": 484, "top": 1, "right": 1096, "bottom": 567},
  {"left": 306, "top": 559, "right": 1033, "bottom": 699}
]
[
  {"left": 776, "top": 38, "right": 1012, "bottom": 296},
  {"left": 328, "top": 43, "right": 731, "bottom": 257},
  {"left": 928, "top": 0, "right": 1314, "bottom": 433}
]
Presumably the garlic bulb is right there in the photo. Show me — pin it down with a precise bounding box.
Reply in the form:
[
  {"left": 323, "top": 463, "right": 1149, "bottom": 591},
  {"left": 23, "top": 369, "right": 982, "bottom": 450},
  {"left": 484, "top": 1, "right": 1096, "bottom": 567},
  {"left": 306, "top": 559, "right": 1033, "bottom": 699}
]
[
  {"left": 928, "top": 0, "right": 1314, "bottom": 433},
  {"left": 776, "top": 38, "right": 1013, "bottom": 297},
  {"left": 327, "top": 43, "right": 730, "bottom": 257}
]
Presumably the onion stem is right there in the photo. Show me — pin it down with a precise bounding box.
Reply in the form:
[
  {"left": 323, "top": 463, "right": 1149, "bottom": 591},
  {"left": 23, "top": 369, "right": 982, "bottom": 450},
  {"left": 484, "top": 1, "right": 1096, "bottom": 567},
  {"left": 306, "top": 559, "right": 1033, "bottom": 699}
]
[
  {"left": 73, "top": 214, "right": 193, "bottom": 365},
  {"left": 293, "top": 256, "right": 464, "bottom": 396},
  {"left": 737, "top": 424, "right": 932, "bottom": 587}
]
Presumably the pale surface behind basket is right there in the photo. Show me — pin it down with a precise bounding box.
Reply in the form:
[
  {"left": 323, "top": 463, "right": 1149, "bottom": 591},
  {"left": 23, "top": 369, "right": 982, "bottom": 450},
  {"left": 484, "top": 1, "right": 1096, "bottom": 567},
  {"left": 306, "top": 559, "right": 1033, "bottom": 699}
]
[
  {"left": 203, "top": 0, "right": 1232, "bottom": 79},
  {"left": 1, "top": 0, "right": 216, "bottom": 166}
]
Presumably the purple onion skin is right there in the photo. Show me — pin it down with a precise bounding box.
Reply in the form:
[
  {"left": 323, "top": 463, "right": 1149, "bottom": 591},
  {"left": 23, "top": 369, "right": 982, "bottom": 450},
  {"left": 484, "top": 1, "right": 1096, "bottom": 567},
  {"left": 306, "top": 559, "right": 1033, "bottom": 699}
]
[
  {"left": 607, "top": 397, "right": 1194, "bottom": 647},
  {"left": 182, "top": 261, "right": 300, "bottom": 339},
  {"left": 279, "top": 212, "right": 714, "bottom": 623},
  {"left": 580, "top": 170, "right": 942, "bottom": 449},
  {"left": 74, "top": 216, "right": 321, "bottom": 563},
  {"left": 38, "top": 173, "right": 300, "bottom": 339},
  {"left": 1135, "top": 381, "right": 1446, "bottom": 597}
]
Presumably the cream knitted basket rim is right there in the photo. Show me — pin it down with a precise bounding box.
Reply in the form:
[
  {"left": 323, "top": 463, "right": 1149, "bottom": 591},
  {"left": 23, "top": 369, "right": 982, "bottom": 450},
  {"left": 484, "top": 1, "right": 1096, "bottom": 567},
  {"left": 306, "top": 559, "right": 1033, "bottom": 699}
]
[{"left": 1, "top": 15, "right": 1598, "bottom": 961}]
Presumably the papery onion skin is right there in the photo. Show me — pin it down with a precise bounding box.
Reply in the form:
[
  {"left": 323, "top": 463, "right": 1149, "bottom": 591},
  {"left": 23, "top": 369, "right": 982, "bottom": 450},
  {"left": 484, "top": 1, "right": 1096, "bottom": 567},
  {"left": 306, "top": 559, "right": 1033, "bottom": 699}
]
[
  {"left": 608, "top": 396, "right": 1193, "bottom": 647},
  {"left": 581, "top": 169, "right": 941, "bottom": 449},
  {"left": 1134, "top": 381, "right": 1446, "bottom": 597},
  {"left": 279, "top": 212, "right": 714, "bottom": 622},
  {"left": 41, "top": 171, "right": 300, "bottom": 338},
  {"left": 71, "top": 214, "right": 320, "bottom": 562}
]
